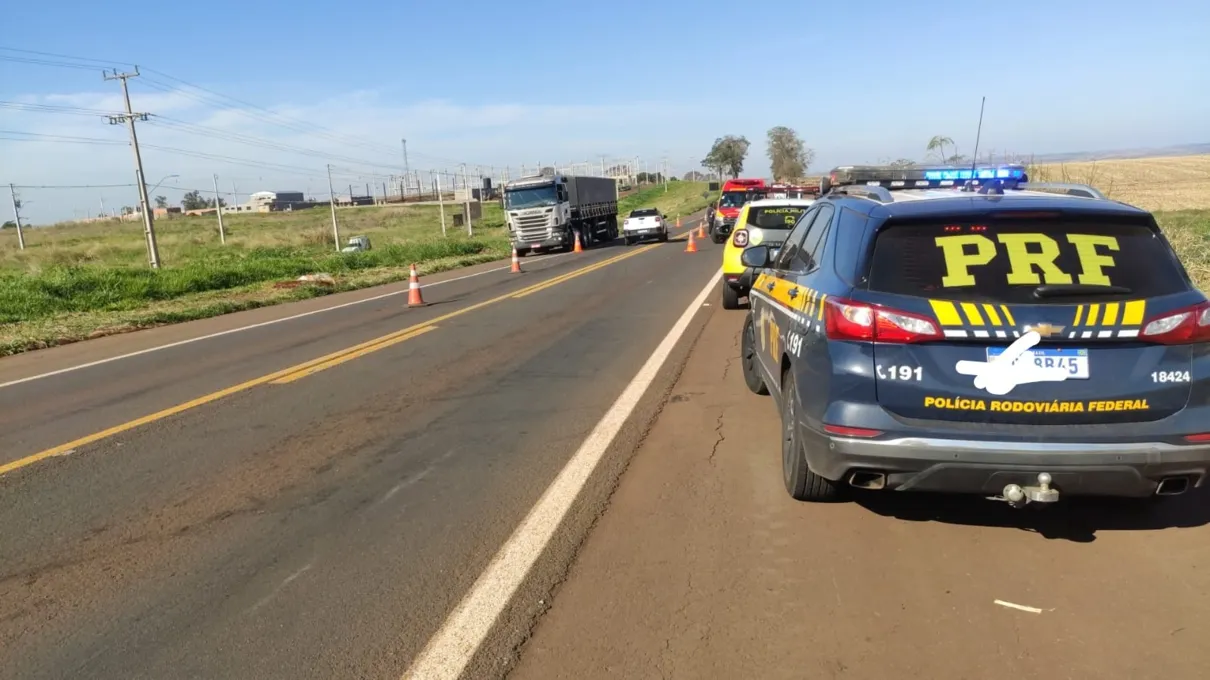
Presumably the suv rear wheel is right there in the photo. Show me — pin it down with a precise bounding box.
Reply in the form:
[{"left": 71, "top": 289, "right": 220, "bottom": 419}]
[
  {"left": 781, "top": 369, "right": 842, "bottom": 502},
  {"left": 721, "top": 281, "right": 740, "bottom": 310}
]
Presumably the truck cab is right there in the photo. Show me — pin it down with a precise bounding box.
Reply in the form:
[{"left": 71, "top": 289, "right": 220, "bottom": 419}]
[
  {"left": 708, "top": 178, "right": 767, "bottom": 244},
  {"left": 504, "top": 174, "right": 619, "bottom": 255}
]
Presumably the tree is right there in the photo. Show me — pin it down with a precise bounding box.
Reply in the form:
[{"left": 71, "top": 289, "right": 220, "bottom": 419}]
[
  {"left": 682, "top": 170, "right": 707, "bottom": 181},
  {"left": 540, "top": 166, "right": 555, "bottom": 177},
  {"left": 154, "top": 195, "right": 168, "bottom": 209},
  {"left": 637, "top": 172, "right": 664, "bottom": 184},
  {"left": 121, "top": 205, "right": 136, "bottom": 216},
  {"left": 926, "top": 135, "right": 954, "bottom": 163},
  {"left": 2, "top": 220, "right": 15, "bottom": 229},
  {"left": 181, "top": 191, "right": 227, "bottom": 210},
  {"left": 888, "top": 159, "right": 916, "bottom": 168},
  {"left": 766, "top": 126, "right": 814, "bottom": 181},
  {"left": 702, "top": 135, "right": 750, "bottom": 179}
]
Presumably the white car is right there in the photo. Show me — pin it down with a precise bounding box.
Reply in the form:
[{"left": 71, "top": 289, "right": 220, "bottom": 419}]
[{"left": 622, "top": 208, "right": 669, "bottom": 245}]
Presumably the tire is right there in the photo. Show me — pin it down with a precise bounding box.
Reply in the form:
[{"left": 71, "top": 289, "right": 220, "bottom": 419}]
[
  {"left": 624, "top": 236, "right": 634, "bottom": 246},
  {"left": 515, "top": 248, "right": 530, "bottom": 258},
  {"left": 741, "top": 317, "right": 769, "bottom": 395},
  {"left": 721, "top": 281, "right": 741, "bottom": 310},
  {"left": 658, "top": 229, "right": 668, "bottom": 243},
  {"left": 781, "top": 369, "right": 842, "bottom": 502},
  {"left": 712, "top": 235, "right": 726, "bottom": 245}
]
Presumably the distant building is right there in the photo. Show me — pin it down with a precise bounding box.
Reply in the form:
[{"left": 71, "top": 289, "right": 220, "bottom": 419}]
[{"left": 249, "top": 190, "right": 311, "bottom": 212}]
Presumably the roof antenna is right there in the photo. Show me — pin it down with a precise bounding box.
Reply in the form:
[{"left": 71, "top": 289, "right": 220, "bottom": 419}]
[{"left": 969, "top": 95, "right": 987, "bottom": 175}]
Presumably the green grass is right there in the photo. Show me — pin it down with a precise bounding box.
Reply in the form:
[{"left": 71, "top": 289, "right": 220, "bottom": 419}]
[
  {"left": 0, "top": 181, "right": 716, "bottom": 355},
  {"left": 1155, "top": 209, "right": 1210, "bottom": 290}
]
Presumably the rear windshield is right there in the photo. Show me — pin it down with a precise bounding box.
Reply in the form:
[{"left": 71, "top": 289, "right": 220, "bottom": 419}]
[
  {"left": 867, "top": 220, "right": 1187, "bottom": 304},
  {"left": 629, "top": 208, "right": 659, "bottom": 217},
  {"left": 747, "top": 205, "right": 808, "bottom": 230}
]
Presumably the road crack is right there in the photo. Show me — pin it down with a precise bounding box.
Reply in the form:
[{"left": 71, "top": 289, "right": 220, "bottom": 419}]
[
  {"left": 719, "top": 327, "right": 740, "bottom": 381},
  {"left": 707, "top": 408, "right": 727, "bottom": 466}
]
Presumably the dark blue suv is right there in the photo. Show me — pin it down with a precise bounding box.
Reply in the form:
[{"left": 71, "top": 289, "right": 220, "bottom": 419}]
[{"left": 739, "top": 164, "right": 1210, "bottom": 506}]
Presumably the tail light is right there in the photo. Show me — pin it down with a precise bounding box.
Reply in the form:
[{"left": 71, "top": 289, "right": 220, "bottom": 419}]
[
  {"left": 732, "top": 230, "right": 748, "bottom": 247},
  {"left": 1141, "top": 301, "right": 1210, "bottom": 344},
  {"left": 824, "top": 297, "right": 942, "bottom": 344}
]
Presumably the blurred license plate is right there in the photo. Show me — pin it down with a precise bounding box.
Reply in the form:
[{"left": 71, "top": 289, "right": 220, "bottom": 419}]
[{"left": 986, "top": 347, "right": 1089, "bottom": 378}]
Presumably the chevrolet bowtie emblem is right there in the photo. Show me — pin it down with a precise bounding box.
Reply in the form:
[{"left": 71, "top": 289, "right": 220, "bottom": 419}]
[{"left": 1024, "top": 323, "right": 1065, "bottom": 337}]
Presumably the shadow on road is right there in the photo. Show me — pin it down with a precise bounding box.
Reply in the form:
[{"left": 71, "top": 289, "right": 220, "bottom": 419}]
[{"left": 853, "top": 487, "right": 1210, "bottom": 542}]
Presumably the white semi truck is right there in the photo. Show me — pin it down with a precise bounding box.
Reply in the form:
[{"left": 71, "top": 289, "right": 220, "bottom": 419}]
[{"left": 503, "top": 174, "right": 619, "bottom": 256}]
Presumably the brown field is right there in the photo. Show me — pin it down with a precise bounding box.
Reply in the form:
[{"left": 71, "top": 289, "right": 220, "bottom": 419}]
[{"left": 1027, "top": 154, "right": 1210, "bottom": 212}]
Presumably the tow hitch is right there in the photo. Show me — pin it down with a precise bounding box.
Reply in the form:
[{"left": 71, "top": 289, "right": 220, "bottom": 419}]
[{"left": 994, "top": 472, "right": 1060, "bottom": 508}]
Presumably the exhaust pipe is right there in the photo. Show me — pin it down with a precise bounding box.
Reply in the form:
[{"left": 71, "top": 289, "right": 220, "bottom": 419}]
[
  {"left": 848, "top": 471, "right": 887, "bottom": 490},
  {"left": 1156, "top": 476, "right": 1190, "bottom": 496}
]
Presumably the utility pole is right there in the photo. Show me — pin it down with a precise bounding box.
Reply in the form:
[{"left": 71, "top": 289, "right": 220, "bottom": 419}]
[
  {"left": 104, "top": 67, "right": 160, "bottom": 268},
  {"left": 231, "top": 180, "right": 238, "bottom": 207},
  {"left": 436, "top": 173, "right": 446, "bottom": 237},
  {"left": 212, "top": 174, "right": 226, "bottom": 244},
  {"left": 326, "top": 164, "right": 341, "bottom": 251},
  {"left": 401, "top": 139, "right": 411, "bottom": 199},
  {"left": 663, "top": 157, "right": 669, "bottom": 193},
  {"left": 7, "top": 184, "right": 25, "bottom": 250},
  {"left": 600, "top": 155, "right": 606, "bottom": 177},
  {"left": 99, "top": 195, "right": 107, "bottom": 219},
  {"left": 461, "top": 163, "right": 472, "bottom": 235}
]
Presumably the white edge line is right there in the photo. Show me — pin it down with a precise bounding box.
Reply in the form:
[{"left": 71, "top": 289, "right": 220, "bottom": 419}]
[
  {"left": 0, "top": 252, "right": 575, "bottom": 390},
  {"left": 994, "top": 599, "right": 1044, "bottom": 614},
  {"left": 401, "top": 267, "right": 723, "bottom": 680}
]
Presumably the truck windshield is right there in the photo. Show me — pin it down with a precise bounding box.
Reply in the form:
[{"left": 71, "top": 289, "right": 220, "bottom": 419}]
[
  {"left": 505, "top": 185, "right": 558, "bottom": 210},
  {"left": 719, "top": 191, "right": 759, "bottom": 208}
]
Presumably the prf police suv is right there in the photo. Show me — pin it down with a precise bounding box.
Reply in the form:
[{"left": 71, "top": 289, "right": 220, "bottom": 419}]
[
  {"left": 720, "top": 197, "right": 816, "bottom": 310},
  {"left": 739, "top": 163, "right": 1210, "bottom": 506}
]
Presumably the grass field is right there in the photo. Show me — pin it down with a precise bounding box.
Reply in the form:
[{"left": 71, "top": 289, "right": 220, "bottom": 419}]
[{"left": 0, "top": 181, "right": 717, "bottom": 354}]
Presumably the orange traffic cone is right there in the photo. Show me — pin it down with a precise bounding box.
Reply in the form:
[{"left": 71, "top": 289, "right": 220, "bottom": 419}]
[
  {"left": 676, "top": 215, "right": 682, "bottom": 228},
  {"left": 685, "top": 231, "right": 698, "bottom": 253},
  {"left": 697, "top": 221, "right": 706, "bottom": 239},
  {"left": 573, "top": 231, "right": 583, "bottom": 253},
  {"left": 511, "top": 247, "right": 523, "bottom": 273},
  {"left": 407, "top": 263, "right": 426, "bottom": 307}
]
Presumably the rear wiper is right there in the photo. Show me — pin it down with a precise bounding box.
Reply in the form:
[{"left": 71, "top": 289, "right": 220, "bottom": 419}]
[{"left": 1032, "top": 283, "right": 1132, "bottom": 299}]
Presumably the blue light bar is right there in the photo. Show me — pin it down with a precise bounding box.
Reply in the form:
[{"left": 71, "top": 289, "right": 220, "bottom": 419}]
[{"left": 922, "top": 165, "right": 1027, "bottom": 181}]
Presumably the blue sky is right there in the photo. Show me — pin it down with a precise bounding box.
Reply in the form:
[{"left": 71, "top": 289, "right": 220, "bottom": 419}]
[{"left": 2, "top": 0, "right": 1208, "bottom": 223}]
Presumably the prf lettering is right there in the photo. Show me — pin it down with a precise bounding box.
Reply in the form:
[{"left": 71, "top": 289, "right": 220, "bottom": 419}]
[{"left": 934, "top": 233, "right": 1120, "bottom": 288}]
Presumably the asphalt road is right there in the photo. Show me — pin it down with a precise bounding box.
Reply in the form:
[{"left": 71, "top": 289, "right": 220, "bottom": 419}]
[
  {"left": 0, "top": 218, "right": 722, "bottom": 680},
  {"left": 510, "top": 305, "right": 1210, "bottom": 680}
]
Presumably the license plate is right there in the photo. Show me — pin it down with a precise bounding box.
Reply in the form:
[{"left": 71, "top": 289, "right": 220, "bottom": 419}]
[{"left": 986, "top": 347, "right": 1089, "bottom": 379}]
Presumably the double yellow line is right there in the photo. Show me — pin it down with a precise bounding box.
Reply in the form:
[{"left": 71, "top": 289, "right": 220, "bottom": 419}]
[{"left": 0, "top": 244, "right": 660, "bottom": 478}]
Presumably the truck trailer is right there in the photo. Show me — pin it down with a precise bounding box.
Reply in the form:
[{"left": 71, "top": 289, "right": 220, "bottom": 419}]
[{"left": 503, "top": 174, "right": 619, "bottom": 255}]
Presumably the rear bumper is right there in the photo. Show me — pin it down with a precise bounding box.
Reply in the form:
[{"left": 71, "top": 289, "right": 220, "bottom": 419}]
[
  {"left": 725, "top": 268, "right": 756, "bottom": 294},
  {"left": 805, "top": 432, "right": 1210, "bottom": 498},
  {"left": 623, "top": 227, "right": 666, "bottom": 239}
]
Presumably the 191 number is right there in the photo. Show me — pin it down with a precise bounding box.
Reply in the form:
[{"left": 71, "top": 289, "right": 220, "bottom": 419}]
[
  {"left": 1151, "top": 371, "right": 1190, "bottom": 383},
  {"left": 877, "top": 365, "right": 923, "bottom": 381}
]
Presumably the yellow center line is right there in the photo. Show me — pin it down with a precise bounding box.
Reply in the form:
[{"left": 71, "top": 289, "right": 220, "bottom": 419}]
[
  {"left": 269, "top": 325, "right": 439, "bottom": 385},
  {"left": 512, "top": 244, "right": 657, "bottom": 298},
  {"left": 0, "top": 244, "right": 670, "bottom": 478}
]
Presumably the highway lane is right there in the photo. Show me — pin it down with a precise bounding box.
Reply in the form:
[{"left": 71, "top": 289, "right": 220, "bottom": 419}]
[
  {"left": 511, "top": 305, "right": 1210, "bottom": 680},
  {"left": 0, "top": 221, "right": 720, "bottom": 679}
]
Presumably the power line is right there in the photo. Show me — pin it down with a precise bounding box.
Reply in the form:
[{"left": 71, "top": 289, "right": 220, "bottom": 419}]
[
  {"left": 0, "top": 101, "right": 123, "bottom": 117},
  {"left": 11, "top": 182, "right": 137, "bottom": 189}
]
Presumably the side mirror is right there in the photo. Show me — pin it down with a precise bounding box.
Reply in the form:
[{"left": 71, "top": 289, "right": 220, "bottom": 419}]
[{"left": 740, "top": 245, "right": 772, "bottom": 269}]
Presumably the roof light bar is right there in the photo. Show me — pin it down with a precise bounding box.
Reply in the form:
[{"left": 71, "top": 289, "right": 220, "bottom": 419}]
[{"left": 825, "top": 164, "right": 1029, "bottom": 192}]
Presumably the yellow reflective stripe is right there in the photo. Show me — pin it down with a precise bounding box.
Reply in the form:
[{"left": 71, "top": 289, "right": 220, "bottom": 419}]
[
  {"left": 1000, "top": 304, "right": 1016, "bottom": 327},
  {"left": 981, "top": 303, "right": 1003, "bottom": 326},
  {"left": 1073, "top": 304, "right": 1084, "bottom": 327},
  {"left": 817, "top": 294, "right": 827, "bottom": 320},
  {"left": 929, "top": 300, "right": 964, "bottom": 326},
  {"left": 1087, "top": 303, "right": 1100, "bottom": 326},
  {"left": 960, "top": 302, "right": 985, "bottom": 325},
  {"left": 1123, "top": 300, "right": 1146, "bottom": 325},
  {"left": 1102, "top": 302, "right": 1120, "bottom": 326}
]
